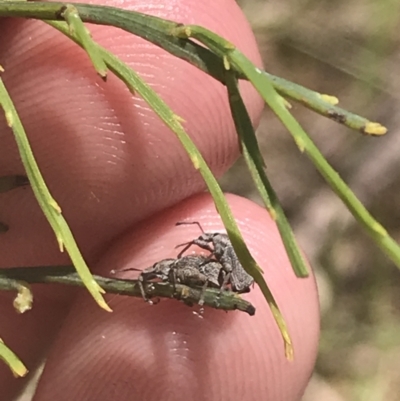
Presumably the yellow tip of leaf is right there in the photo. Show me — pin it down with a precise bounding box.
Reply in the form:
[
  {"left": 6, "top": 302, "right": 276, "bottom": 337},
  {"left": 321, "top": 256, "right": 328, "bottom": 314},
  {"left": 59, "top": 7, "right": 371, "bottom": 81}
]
[
  {"left": 372, "top": 222, "right": 388, "bottom": 236},
  {"left": 0, "top": 65, "right": 4, "bottom": 73},
  {"left": 283, "top": 99, "right": 292, "bottom": 109},
  {"left": 99, "top": 299, "right": 112, "bottom": 312},
  {"left": 5, "top": 110, "right": 13, "bottom": 127},
  {"left": 269, "top": 207, "right": 278, "bottom": 221},
  {"left": 49, "top": 199, "right": 62, "bottom": 213},
  {"left": 364, "top": 122, "right": 388, "bottom": 136},
  {"left": 173, "top": 114, "right": 185, "bottom": 124},
  {"left": 98, "top": 70, "right": 108, "bottom": 79},
  {"left": 183, "top": 26, "right": 191, "bottom": 37},
  {"left": 0, "top": 339, "right": 29, "bottom": 377},
  {"left": 191, "top": 154, "right": 201, "bottom": 169},
  {"left": 285, "top": 343, "right": 294, "bottom": 361},
  {"left": 12, "top": 365, "right": 29, "bottom": 378},
  {"left": 223, "top": 55, "right": 231, "bottom": 70},
  {"left": 90, "top": 281, "right": 112, "bottom": 311},
  {"left": 320, "top": 94, "right": 339, "bottom": 105},
  {"left": 57, "top": 236, "right": 64, "bottom": 252},
  {"left": 224, "top": 41, "right": 236, "bottom": 50},
  {"left": 294, "top": 137, "right": 305, "bottom": 152}
]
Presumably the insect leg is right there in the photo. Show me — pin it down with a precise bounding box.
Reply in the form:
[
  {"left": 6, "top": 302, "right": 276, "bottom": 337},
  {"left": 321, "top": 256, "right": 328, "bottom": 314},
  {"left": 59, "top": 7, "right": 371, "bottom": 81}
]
[
  {"left": 137, "top": 276, "right": 154, "bottom": 304},
  {"left": 219, "top": 271, "right": 232, "bottom": 293},
  {"left": 198, "top": 279, "right": 209, "bottom": 306},
  {"left": 176, "top": 239, "right": 214, "bottom": 258},
  {"left": 168, "top": 263, "right": 178, "bottom": 293},
  {"left": 175, "top": 241, "right": 196, "bottom": 258}
]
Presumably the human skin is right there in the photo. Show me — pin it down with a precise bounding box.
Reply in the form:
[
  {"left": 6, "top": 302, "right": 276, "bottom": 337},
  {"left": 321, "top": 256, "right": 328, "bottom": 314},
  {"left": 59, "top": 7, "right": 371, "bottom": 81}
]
[{"left": 0, "top": 0, "right": 320, "bottom": 400}]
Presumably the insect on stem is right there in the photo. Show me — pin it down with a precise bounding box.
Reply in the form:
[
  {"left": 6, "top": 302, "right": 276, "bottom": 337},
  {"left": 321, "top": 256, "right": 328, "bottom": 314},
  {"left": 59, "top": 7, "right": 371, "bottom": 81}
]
[{"left": 175, "top": 222, "right": 255, "bottom": 293}]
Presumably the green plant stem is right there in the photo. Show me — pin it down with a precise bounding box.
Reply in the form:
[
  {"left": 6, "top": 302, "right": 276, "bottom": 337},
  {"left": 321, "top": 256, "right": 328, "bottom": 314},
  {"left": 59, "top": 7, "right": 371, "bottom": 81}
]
[
  {"left": 0, "top": 266, "right": 256, "bottom": 315},
  {"left": 173, "top": 24, "right": 400, "bottom": 271},
  {"left": 60, "top": 3, "right": 108, "bottom": 77},
  {"left": 0, "top": 1, "right": 395, "bottom": 361},
  {"left": 0, "top": 76, "right": 110, "bottom": 311},
  {"left": 226, "top": 73, "right": 309, "bottom": 278},
  {"left": 265, "top": 73, "right": 386, "bottom": 135},
  {"left": 0, "top": 339, "right": 28, "bottom": 378},
  {"left": 45, "top": 17, "right": 269, "bottom": 280},
  {"left": 2, "top": 2, "right": 395, "bottom": 268},
  {"left": 0, "top": 1, "right": 387, "bottom": 135},
  {"left": 1, "top": 4, "right": 267, "bottom": 323},
  {"left": 226, "top": 72, "right": 304, "bottom": 359}
]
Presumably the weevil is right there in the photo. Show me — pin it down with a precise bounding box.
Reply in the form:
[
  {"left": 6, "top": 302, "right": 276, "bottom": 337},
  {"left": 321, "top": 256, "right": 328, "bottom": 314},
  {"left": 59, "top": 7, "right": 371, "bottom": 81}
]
[
  {"left": 170, "top": 255, "right": 223, "bottom": 289},
  {"left": 119, "top": 255, "right": 225, "bottom": 305},
  {"left": 176, "top": 222, "right": 254, "bottom": 293}
]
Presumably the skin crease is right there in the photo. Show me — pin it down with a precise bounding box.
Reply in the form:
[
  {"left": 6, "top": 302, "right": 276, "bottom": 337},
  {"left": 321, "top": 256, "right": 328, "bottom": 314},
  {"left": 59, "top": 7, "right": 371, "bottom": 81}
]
[{"left": 0, "top": 0, "right": 320, "bottom": 400}]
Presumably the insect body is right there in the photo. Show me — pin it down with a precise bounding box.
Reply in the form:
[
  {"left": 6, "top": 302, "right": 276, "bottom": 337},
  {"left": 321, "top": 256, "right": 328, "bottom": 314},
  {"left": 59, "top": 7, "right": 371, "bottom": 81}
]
[
  {"left": 136, "top": 255, "right": 224, "bottom": 304},
  {"left": 176, "top": 222, "right": 254, "bottom": 293},
  {"left": 170, "top": 255, "right": 222, "bottom": 288}
]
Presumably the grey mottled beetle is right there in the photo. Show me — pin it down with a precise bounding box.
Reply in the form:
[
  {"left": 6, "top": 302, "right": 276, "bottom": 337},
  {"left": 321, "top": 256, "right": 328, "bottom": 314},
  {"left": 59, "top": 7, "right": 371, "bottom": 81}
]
[
  {"left": 176, "top": 222, "right": 254, "bottom": 293},
  {"left": 123, "top": 255, "right": 225, "bottom": 304}
]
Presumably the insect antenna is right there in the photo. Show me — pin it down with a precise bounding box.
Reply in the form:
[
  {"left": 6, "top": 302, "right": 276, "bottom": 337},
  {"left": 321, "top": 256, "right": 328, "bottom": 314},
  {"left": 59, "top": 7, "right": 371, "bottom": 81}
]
[
  {"left": 110, "top": 267, "right": 141, "bottom": 274},
  {"left": 176, "top": 221, "right": 205, "bottom": 233}
]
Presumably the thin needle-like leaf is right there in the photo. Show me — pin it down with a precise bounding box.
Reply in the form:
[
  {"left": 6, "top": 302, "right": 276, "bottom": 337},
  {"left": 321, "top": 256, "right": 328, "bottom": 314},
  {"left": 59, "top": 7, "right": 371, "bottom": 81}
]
[
  {"left": 225, "top": 72, "right": 309, "bottom": 280},
  {"left": 171, "top": 24, "right": 400, "bottom": 272},
  {"left": 0, "top": 1, "right": 396, "bottom": 362},
  {"left": 47, "top": 17, "right": 266, "bottom": 283},
  {"left": 0, "top": 339, "right": 28, "bottom": 378},
  {"left": 60, "top": 4, "right": 108, "bottom": 78},
  {"left": 0, "top": 76, "right": 110, "bottom": 311},
  {"left": 0, "top": 2, "right": 387, "bottom": 135}
]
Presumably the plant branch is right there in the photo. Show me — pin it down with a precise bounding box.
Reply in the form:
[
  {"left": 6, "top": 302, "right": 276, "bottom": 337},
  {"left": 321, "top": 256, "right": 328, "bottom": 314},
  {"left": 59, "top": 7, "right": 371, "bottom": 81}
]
[
  {"left": 0, "top": 1, "right": 387, "bottom": 135},
  {"left": 0, "top": 266, "right": 256, "bottom": 316},
  {"left": 0, "top": 75, "right": 110, "bottom": 312},
  {"left": 41, "top": 17, "right": 267, "bottom": 314}
]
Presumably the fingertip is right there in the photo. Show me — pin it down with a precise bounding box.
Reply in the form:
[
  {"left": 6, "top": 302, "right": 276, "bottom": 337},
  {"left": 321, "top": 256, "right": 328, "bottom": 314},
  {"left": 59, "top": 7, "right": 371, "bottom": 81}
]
[
  {"left": 34, "top": 193, "right": 319, "bottom": 401},
  {"left": 0, "top": 0, "right": 264, "bottom": 262}
]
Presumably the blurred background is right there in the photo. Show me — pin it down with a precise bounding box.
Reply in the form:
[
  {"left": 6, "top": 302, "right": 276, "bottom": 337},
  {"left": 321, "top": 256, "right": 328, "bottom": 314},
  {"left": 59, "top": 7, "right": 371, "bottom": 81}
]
[{"left": 221, "top": 1, "right": 400, "bottom": 400}]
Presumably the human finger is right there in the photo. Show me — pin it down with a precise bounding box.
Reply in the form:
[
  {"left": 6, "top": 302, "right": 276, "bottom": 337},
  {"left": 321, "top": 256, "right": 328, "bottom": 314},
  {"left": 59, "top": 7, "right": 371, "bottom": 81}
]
[
  {"left": 32, "top": 194, "right": 320, "bottom": 401},
  {"left": 0, "top": 0, "right": 264, "bottom": 267}
]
